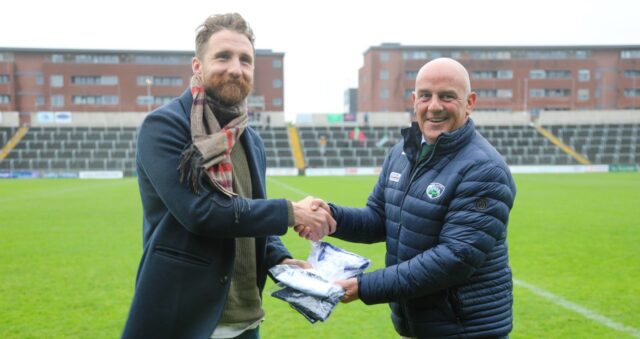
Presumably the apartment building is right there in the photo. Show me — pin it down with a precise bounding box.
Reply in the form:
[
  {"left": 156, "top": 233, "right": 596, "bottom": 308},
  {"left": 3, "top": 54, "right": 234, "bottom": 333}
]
[
  {"left": 358, "top": 44, "right": 640, "bottom": 113},
  {"left": 0, "top": 47, "right": 284, "bottom": 120}
]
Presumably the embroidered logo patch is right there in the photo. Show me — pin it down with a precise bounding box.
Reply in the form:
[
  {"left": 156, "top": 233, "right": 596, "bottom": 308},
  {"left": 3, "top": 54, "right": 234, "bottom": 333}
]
[
  {"left": 426, "top": 183, "right": 445, "bottom": 199},
  {"left": 475, "top": 198, "right": 488, "bottom": 210},
  {"left": 389, "top": 172, "right": 402, "bottom": 183}
]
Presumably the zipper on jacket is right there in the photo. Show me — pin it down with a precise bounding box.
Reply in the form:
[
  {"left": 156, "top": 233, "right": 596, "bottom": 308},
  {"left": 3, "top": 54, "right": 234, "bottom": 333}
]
[
  {"left": 395, "top": 141, "right": 439, "bottom": 255},
  {"left": 447, "top": 288, "right": 463, "bottom": 325}
]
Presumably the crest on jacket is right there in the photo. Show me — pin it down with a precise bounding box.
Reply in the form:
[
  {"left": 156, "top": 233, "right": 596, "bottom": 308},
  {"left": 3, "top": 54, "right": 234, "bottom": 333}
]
[{"left": 426, "top": 183, "right": 445, "bottom": 199}]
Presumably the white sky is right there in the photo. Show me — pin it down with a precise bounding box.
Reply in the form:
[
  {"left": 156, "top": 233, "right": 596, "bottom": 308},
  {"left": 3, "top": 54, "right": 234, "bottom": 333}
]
[{"left": 2, "top": 0, "right": 639, "bottom": 120}]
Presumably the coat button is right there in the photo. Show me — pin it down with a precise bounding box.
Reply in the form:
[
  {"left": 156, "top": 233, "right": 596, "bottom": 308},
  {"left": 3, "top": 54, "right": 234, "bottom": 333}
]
[{"left": 220, "top": 276, "right": 228, "bottom": 284}]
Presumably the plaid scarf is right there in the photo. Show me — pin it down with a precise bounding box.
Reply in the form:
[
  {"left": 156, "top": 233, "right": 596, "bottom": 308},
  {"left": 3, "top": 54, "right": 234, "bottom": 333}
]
[{"left": 178, "top": 75, "right": 248, "bottom": 196}]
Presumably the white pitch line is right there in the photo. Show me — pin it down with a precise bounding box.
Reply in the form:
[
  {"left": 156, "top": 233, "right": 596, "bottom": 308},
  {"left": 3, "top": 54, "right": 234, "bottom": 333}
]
[
  {"left": 514, "top": 278, "right": 640, "bottom": 338},
  {"left": 268, "top": 177, "right": 640, "bottom": 338},
  {"left": 267, "top": 177, "right": 310, "bottom": 198}
]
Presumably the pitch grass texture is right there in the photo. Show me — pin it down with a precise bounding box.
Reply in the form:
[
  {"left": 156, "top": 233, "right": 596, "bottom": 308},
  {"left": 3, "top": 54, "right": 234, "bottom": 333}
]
[{"left": 0, "top": 173, "right": 638, "bottom": 338}]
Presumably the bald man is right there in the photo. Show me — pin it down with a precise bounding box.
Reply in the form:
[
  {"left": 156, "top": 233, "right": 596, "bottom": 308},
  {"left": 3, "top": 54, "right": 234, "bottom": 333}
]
[{"left": 320, "top": 58, "right": 516, "bottom": 338}]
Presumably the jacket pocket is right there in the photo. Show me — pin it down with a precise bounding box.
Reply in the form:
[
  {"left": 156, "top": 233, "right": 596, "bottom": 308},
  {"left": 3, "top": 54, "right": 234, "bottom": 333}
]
[{"left": 154, "top": 245, "right": 211, "bottom": 267}]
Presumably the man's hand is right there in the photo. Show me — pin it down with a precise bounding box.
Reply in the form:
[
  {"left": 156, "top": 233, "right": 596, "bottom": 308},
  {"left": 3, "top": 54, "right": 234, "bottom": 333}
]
[
  {"left": 292, "top": 196, "right": 336, "bottom": 241},
  {"left": 334, "top": 278, "right": 359, "bottom": 303},
  {"left": 280, "top": 258, "right": 313, "bottom": 269}
]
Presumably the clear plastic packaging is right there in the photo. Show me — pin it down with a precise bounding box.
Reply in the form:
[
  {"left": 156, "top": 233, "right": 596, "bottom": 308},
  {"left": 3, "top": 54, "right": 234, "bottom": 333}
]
[
  {"left": 307, "top": 241, "right": 371, "bottom": 281},
  {"left": 270, "top": 241, "right": 371, "bottom": 323}
]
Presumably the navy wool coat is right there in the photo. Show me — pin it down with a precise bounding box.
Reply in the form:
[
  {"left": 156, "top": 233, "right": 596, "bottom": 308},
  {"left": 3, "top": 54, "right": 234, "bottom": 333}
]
[
  {"left": 122, "top": 90, "right": 292, "bottom": 339},
  {"left": 330, "top": 119, "right": 516, "bottom": 338}
]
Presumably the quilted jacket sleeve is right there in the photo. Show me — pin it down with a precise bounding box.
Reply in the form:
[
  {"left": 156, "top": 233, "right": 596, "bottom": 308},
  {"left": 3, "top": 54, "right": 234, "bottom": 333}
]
[{"left": 329, "top": 152, "right": 391, "bottom": 244}]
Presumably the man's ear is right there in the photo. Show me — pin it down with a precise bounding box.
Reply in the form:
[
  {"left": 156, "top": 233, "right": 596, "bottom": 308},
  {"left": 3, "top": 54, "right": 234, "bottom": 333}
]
[
  {"left": 192, "top": 57, "right": 201, "bottom": 77},
  {"left": 466, "top": 92, "right": 477, "bottom": 116}
]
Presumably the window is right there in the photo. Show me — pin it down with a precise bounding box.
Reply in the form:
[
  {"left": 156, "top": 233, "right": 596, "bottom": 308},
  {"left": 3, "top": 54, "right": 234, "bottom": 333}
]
[
  {"left": 497, "top": 70, "right": 513, "bottom": 79},
  {"left": 531, "top": 70, "right": 571, "bottom": 79},
  {"left": 525, "top": 51, "right": 569, "bottom": 59},
  {"left": 530, "top": 88, "right": 545, "bottom": 97},
  {"left": 272, "top": 98, "right": 283, "bottom": 107},
  {"left": 272, "top": 59, "right": 282, "bottom": 68},
  {"left": 380, "top": 88, "right": 389, "bottom": 100},
  {"left": 51, "top": 54, "right": 65, "bottom": 63},
  {"left": 36, "top": 74, "right": 44, "bottom": 85},
  {"left": 137, "top": 76, "right": 183, "bottom": 86},
  {"left": 402, "top": 50, "right": 427, "bottom": 60},
  {"left": 35, "top": 95, "right": 45, "bottom": 106},
  {"left": 575, "top": 50, "right": 589, "bottom": 59},
  {"left": 50, "top": 75, "right": 64, "bottom": 87},
  {"left": 380, "top": 70, "right": 389, "bottom": 80},
  {"left": 133, "top": 55, "right": 186, "bottom": 64},
  {"left": 136, "top": 96, "right": 153, "bottom": 105},
  {"left": 102, "top": 76, "right": 118, "bottom": 85},
  {"left": 470, "top": 51, "right": 511, "bottom": 60},
  {"left": 471, "top": 71, "right": 495, "bottom": 79},
  {"left": 578, "top": 69, "right": 590, "bottom": 81},
  {"left": 0, "top": 53, "right": 13, "bottom": 62},
  {"left": 72, "top": 76, "right": 97, "bottom": 85},
  {"left": 530, "top": 70, "right": 546, "bottom": 79},
  {"left": 0, "top": 94, "right": 10, "bottom": 104},
  {"left": 75, "top": 54, "right": 119, "bottom": 64},
  {"left": 577, "top": 89, "right": 589, "bottom": 101},
  {"left": 72, "top": 75, "right": 118, "bottom": 85},
  {"left": 621, "top": 50, "right": 640, "bottom": 59},
  {"left": 404, "top": 89, "right": 413, "bottom": 99},
  {"left": 547, "top": 89, "right": 570, "bottom": 97},
  {"left": 51, "top": 95, "right": 65, "bottom": 107},
  {"left": 72, "top": 95, "right": 119, "bottom": 105},
  {"left": 272, "top": 79, "right": 282, "bottom": 88},
  {"left": 624, "top": 70, "right": 640, "bottom": 77},
  {"left": 546, "top": 70, "right": 571, "bottom": 79},
  {"left": 154, "top": 96, "right": 173, "bottom": 105},
  {"left": 497, "top": 89, "right": 513, "bottom": 98},
  {"left": 476, "top": 89, "right": 497, "bottom": 98},
  {"left": 379, "top": 52, "right": 389, "bottom": 62},
  {"left": 0, "top": 74, "right": 9, "bottom": 84},
  {"left": 405, "top": 71, "right": 418, "bottom": 80},
  {"left": 624, "top": 89, "right": 640, "bottom": 97}
]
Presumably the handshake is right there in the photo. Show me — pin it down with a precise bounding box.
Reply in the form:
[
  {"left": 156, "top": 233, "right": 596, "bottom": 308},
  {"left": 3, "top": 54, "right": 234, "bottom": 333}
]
[{"left": 291, "top": 196, "right": 335, "bottom": 241}]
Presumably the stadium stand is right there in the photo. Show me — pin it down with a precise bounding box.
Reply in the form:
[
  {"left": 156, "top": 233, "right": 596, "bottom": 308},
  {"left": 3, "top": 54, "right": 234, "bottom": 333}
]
[
  {"left": 0, "top": 127, "right": 16, "bottom": 146},
  {"left": 1, "top": 117, "right": 639, "bottom": 176},
  {"left": 547, "top": 124, "right": 639, "bottom": 165},
  {"left": 1, "top": 127, "right": 138, "bottom": 176},
  {"left": 252, "top": 125, "right": 296, "bottom": 168},
  {"left": 299, "top": 126, "right": 401, "bottom": 168}
]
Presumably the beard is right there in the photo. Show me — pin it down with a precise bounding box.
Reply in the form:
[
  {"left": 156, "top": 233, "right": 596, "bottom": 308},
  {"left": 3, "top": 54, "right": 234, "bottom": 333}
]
[{"left": 205, "top": 73, "right": 252, "bottom": 106}]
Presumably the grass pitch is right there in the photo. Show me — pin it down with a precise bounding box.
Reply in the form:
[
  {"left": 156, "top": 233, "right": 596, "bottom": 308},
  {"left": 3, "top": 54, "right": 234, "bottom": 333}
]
[{"left": 0, "top": 173, "right": 638, "bottom": 338}]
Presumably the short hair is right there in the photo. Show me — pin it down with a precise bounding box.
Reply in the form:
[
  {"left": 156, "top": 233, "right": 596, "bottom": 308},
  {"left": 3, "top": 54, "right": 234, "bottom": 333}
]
[{"left": 195, "top": 13, "right": 255, "bottom": 59}]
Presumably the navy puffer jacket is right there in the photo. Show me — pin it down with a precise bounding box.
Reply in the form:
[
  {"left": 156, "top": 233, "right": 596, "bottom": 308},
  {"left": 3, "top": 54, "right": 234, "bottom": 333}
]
[{"left": 330, "top": 119, "right": 516, "bottom": 338}]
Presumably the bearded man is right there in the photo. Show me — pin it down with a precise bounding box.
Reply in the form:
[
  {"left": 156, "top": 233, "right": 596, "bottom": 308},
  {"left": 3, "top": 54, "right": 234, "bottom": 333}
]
[{"left": 122, "top": 13, "right": 335, "bottom": 339}]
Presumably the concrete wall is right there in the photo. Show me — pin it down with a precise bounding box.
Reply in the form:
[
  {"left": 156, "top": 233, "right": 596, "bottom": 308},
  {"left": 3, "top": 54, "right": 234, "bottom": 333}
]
[
  {"left": 0, "top": 112, "right": 19, "bottom": 127},
  {"left": 4, "top": 111, "right": 287, "bottom": 128},
  {"left": 2, "top": 109, "right": 639, "bottom": 128},
  {"left": 536, "top": 110, "right": 640, "bottom": 125},
  {"left": 296, "top": 111, "right": 412, "bottom": 127},
  {"left": 296, "top": 110, "right": 640, "bottom": 127}
]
